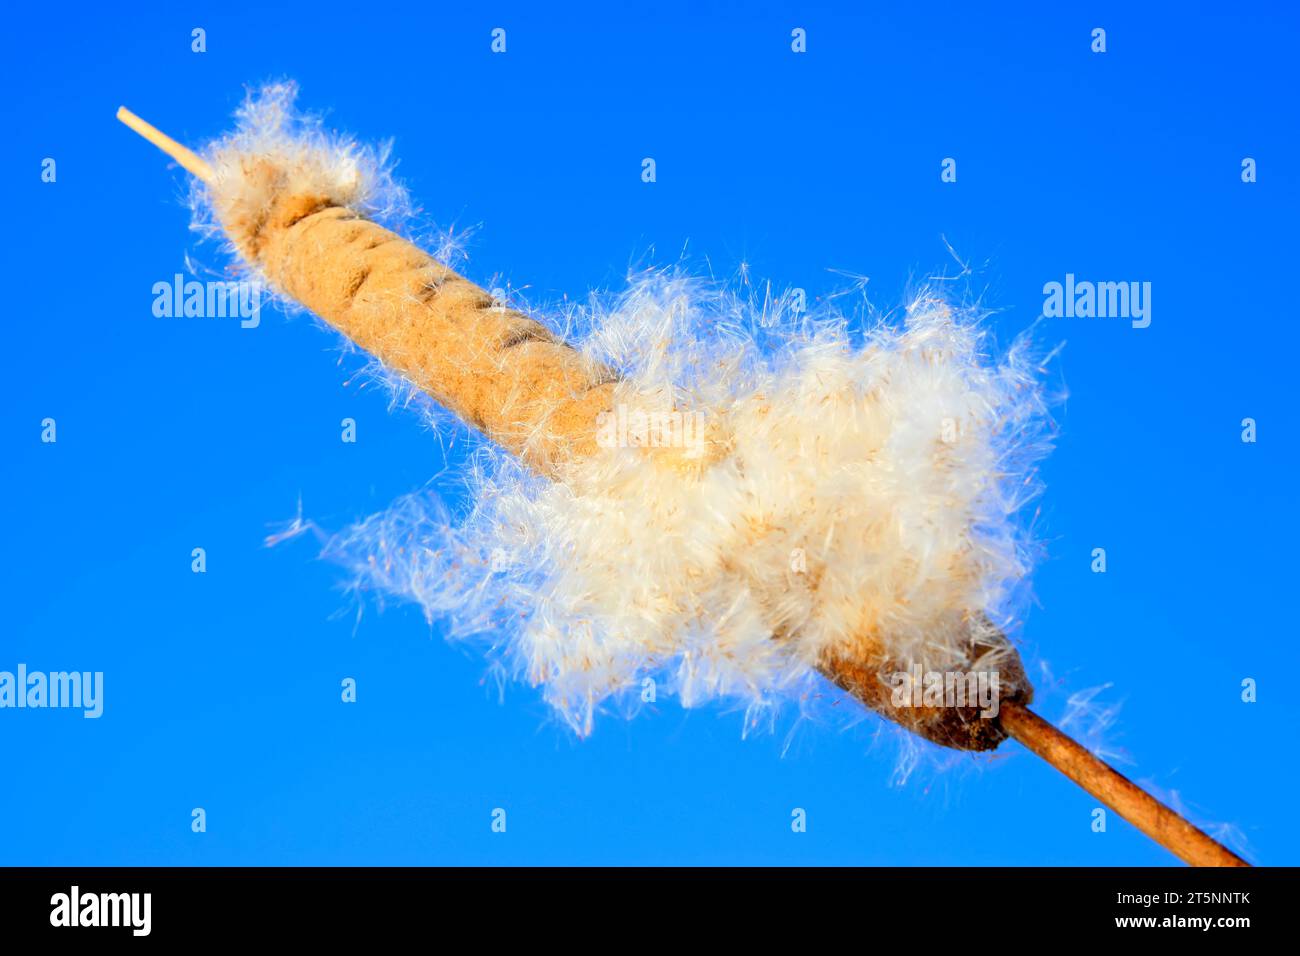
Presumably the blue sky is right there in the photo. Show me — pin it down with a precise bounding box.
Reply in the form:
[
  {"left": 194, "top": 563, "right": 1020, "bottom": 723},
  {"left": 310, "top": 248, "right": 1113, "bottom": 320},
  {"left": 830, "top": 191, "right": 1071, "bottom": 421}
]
[{"left": 2, "top": 2, "right": 1296, "bottom": 865}]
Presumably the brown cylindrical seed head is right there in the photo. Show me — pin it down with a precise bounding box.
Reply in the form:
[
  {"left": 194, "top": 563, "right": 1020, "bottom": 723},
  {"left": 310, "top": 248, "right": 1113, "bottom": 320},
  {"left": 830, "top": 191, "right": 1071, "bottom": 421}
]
[
  {"left": 221, "top": 182, "right": 1034, "bottom": 749},
  {"left": 227, "top": 179, "right": 618, "bottom": 476}
]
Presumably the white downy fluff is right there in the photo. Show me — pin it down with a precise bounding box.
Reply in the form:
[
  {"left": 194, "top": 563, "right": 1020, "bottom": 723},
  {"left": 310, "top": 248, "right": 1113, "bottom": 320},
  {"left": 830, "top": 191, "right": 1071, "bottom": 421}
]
[
  {"left": 323, "top": 278, "right": 1056, "bottom": 738},
  {"left": 197, "top": 85, "right": 1057, "bottom": 740}
]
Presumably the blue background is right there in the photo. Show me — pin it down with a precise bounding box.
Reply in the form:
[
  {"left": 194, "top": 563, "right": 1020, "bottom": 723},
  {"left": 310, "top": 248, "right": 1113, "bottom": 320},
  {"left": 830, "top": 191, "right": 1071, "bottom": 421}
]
[{"left": 3, "top": 1, "right": 1295, "bottom": 865}]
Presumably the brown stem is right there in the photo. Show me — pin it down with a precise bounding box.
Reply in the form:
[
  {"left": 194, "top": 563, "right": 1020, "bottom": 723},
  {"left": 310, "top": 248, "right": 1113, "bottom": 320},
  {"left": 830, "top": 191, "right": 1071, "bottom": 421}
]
[{"left": 998, "top": 701, "right": 1249, "bottom": 867}]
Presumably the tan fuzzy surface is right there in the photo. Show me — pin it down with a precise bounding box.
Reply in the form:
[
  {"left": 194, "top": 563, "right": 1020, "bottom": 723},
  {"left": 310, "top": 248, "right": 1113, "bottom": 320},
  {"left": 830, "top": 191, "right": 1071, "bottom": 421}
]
[{"left": 242, "top": 189, "right": 615, "bottom": 474}]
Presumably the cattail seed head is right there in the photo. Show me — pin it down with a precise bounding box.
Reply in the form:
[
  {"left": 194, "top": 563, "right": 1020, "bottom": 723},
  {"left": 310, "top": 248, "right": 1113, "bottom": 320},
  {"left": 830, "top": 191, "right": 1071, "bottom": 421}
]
[{"left": 194, "top": 84, "right": 1053, "bottom": 751}]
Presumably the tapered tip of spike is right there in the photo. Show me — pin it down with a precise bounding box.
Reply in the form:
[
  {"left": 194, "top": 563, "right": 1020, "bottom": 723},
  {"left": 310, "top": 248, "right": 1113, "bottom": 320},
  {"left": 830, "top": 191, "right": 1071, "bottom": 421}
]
[{"left": 117, "top": 105, "right": 214, "bottom": 183}]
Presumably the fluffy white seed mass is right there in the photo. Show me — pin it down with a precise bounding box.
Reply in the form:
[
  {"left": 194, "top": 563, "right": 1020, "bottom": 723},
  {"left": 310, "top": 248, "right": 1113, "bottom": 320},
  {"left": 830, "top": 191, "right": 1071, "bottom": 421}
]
[
  {"left": 327, "top": 280, "right": 1055, "bottom": 737},
  {"left": 198, "top": 85, "right": 1056, "bottom": 739}
]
